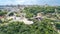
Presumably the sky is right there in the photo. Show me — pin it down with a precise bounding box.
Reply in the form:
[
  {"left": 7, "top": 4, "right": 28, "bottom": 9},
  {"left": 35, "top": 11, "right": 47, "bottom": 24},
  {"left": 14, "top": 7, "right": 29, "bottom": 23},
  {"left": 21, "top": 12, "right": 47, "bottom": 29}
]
[{"left": 0, "top": 0, "right": 60, "bottom": 6}]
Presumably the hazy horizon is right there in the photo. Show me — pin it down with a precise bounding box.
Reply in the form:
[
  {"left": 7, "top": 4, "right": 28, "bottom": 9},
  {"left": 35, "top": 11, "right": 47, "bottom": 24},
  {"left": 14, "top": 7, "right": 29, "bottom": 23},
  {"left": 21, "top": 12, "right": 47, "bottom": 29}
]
[{"left": 0, "top": 0, "right": 60, "bottom": 6}]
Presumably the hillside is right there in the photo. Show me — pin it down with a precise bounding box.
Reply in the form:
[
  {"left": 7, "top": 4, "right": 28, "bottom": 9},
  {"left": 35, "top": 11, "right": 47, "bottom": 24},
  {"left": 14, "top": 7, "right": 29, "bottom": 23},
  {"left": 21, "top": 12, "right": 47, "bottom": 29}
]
[{"left": 0, "top": 5, "right": 60, "bottom": 34}]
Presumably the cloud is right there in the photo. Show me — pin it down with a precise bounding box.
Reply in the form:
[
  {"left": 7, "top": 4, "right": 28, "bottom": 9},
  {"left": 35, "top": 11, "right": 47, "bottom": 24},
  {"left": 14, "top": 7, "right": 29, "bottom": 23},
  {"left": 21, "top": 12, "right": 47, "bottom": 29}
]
[
  {"left": 0, "top": 0, "right": 41, "bottom": 5},
  {"left": 14, "top": 0, "right": 38, "bottom": 5}
]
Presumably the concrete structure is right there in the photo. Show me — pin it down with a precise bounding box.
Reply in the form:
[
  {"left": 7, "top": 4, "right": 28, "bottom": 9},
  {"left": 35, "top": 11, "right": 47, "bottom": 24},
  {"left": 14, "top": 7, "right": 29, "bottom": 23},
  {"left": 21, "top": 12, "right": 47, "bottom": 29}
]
[
  {"left": 6, "top": 11, "right": 33, "bottom": 25},
  {"left": 33, "top": 13, "right": 43, "bottom": 21}
]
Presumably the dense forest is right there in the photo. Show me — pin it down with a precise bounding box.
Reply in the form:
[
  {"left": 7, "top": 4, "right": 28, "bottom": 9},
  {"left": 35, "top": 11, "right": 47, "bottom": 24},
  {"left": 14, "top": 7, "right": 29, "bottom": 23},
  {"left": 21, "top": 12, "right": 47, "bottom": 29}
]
[{"left": 0, "top": 6, "right": 60, "bottom": 34}]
